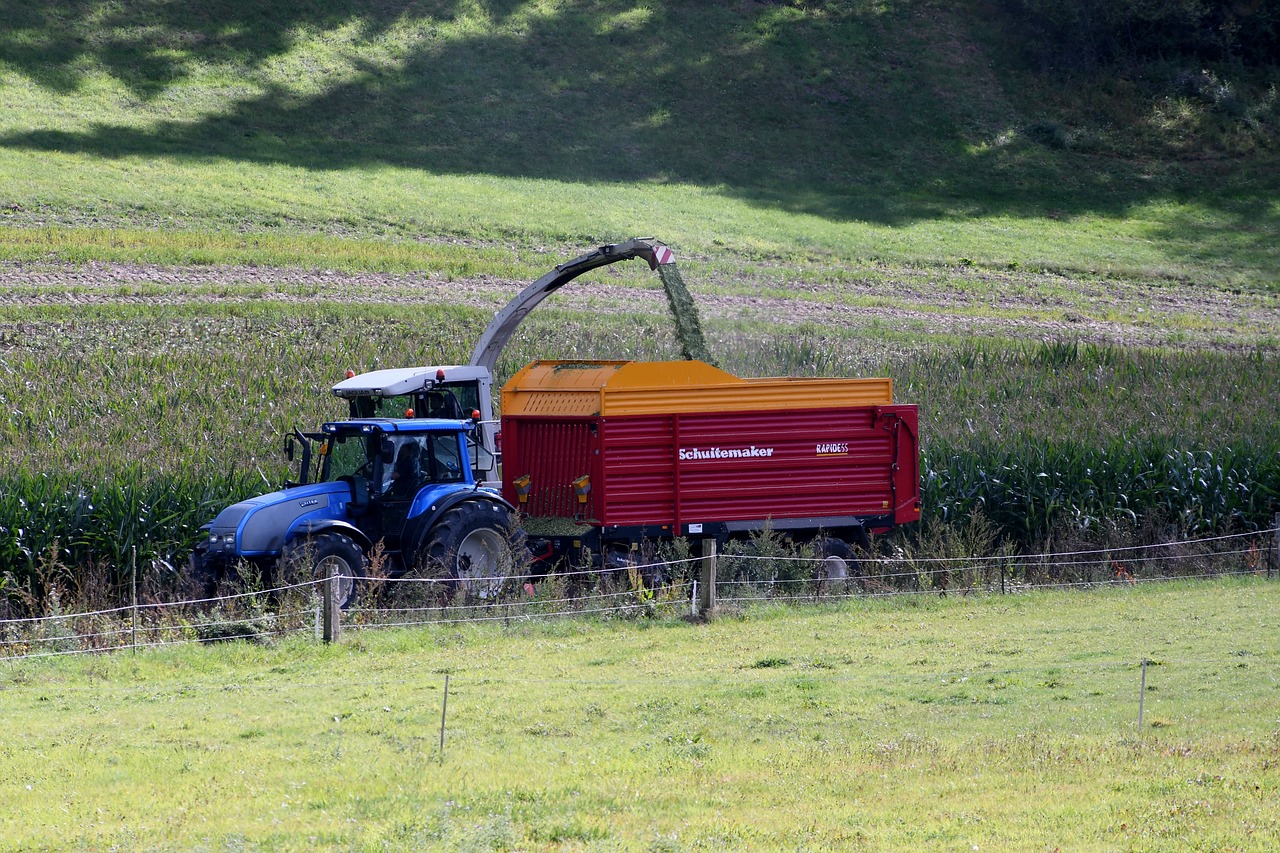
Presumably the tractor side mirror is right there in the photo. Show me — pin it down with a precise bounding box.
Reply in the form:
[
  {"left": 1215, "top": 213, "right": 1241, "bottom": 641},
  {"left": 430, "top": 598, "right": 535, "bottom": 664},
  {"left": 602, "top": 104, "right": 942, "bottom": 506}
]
[{"left": 283, "top": 429, "right": 311, "bottom": 488}]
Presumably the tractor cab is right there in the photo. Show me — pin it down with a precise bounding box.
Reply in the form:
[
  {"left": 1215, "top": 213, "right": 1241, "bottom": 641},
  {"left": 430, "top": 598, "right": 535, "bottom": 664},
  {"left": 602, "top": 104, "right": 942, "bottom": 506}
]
[
  {"left": 285, "top": 417, "right": 495, "bottom": 496},
  {"left": 330, "top": 365, "right": 497, "bottom": 487},
  {"left": 331, "top": 365, "right": 489, "bottom": 422}
]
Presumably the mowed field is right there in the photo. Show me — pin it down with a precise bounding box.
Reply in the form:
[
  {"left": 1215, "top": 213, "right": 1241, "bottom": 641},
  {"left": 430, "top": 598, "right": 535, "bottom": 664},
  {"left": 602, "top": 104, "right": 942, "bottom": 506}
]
[{"left": 2, "top": 579, "right": 1279, "bottom": 852}]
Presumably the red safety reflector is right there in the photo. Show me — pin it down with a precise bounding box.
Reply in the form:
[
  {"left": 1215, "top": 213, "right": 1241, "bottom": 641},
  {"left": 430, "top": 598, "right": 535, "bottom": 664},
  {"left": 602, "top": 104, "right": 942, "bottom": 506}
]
[{"left": 652, "top": 245, "right": 674, "bottom": 265}]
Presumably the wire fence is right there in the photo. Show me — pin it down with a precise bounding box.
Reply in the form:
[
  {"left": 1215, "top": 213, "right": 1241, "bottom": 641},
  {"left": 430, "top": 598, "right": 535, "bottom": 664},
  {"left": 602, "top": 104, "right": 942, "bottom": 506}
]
[{"left": 1, "top": 527, "right": 1276, "bottom": 661}]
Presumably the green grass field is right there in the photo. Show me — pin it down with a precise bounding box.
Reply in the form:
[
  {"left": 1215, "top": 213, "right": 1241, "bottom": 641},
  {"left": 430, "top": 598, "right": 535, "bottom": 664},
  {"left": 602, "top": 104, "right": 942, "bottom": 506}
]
[
  {"left": 2, "top": 6, "right": 1279, "bottom": 845},
  {"left": 2, "top": 579, "right": 1278, "bottom": 851}
]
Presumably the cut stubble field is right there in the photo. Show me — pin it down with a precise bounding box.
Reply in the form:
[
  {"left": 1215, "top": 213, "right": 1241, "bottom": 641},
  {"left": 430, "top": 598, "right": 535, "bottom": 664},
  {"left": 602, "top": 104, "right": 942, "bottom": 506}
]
[
  {"left": 1, "top": 579, "right": 1277, "bottom": 851},
  {"left": 3, "top": 254, "right": 1276, "bottom": 351}
]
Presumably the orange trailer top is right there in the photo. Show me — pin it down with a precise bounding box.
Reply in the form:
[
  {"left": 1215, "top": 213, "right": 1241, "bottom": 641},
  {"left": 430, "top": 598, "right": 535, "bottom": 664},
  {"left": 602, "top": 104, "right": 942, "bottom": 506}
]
[{"left": 502, "top": 360, "right": 894, "bottom": 417}]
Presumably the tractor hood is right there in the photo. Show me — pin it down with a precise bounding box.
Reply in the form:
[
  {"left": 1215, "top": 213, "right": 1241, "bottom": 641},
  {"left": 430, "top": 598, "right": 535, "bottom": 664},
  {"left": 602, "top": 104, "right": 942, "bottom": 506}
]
[{"left": 204, "top": 481, "right": 352, "bottom": 558}]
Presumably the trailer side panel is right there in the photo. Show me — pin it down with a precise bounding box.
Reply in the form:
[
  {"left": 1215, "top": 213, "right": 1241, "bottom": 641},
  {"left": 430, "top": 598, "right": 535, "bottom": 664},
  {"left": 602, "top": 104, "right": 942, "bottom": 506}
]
[{"left": 503, "top": 405, "right": 920, "bottom": 533}]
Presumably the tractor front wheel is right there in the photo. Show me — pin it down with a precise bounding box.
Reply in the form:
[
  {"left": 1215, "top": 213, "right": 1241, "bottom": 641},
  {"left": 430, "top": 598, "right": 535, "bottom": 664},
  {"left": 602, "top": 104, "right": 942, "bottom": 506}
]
[{"left": 282, "top": 532, "right": 365, "bottom": 608}]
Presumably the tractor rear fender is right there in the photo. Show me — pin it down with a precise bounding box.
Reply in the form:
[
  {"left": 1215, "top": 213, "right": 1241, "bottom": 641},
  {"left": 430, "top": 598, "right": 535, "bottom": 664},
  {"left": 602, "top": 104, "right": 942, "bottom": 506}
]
[{"left": 402, "top": 489, "right": 518, "bottom": 557}]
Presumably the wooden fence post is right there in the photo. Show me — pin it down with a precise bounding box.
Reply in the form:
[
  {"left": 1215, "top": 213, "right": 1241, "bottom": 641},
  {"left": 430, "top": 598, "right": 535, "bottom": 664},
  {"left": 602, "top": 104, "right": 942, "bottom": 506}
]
[
  {"left": 322, "top": 566, "right": 341, "bottom": 644},
  {"left": 698, "top": 538, "right": 717, "bottom": 616}
]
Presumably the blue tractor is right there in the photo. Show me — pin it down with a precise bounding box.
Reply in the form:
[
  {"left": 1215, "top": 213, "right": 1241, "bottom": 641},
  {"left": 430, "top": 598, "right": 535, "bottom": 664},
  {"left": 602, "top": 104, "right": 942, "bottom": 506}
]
[{"left": 190, "top": 415, "right": 519, "bottom": 606}]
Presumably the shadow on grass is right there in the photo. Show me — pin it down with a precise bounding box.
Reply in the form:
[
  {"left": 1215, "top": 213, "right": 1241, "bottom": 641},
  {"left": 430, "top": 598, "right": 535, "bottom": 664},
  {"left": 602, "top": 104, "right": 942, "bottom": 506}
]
[{"left": 0, "top": 0, "right": 1277, "bottom": 273}]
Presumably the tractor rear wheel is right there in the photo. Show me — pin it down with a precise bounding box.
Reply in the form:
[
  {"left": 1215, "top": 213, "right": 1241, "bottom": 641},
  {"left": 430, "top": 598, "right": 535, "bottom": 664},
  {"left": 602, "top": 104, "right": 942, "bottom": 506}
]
[
  {"left": 419, "top": 502, "right": 520, "bottom": 600},
  {"left": 282, "top": 532, "right": 364, "bottom": 608}
]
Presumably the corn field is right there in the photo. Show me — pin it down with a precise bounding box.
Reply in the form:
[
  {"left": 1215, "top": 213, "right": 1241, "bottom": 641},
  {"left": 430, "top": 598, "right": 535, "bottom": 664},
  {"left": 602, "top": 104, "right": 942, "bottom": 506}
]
[{"left": 2, "top": 308, "right": 1278, "bottom": 603}]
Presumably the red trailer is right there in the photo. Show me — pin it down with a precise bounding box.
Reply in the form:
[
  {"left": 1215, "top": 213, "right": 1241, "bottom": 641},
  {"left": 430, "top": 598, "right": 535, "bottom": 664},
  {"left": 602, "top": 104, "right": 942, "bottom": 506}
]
[{"left": 501, "top": 360, "right": 920, "bottom": 567}]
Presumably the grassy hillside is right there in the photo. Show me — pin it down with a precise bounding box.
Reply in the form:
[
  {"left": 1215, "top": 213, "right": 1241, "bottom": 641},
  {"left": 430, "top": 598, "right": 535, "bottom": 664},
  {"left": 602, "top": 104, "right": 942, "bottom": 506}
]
[
  {"left": 2, "top": 580, "right": 1278, "bottom": 851},
  {"left": 0, "top": 0, "right": 1277, "bottom": 285}
]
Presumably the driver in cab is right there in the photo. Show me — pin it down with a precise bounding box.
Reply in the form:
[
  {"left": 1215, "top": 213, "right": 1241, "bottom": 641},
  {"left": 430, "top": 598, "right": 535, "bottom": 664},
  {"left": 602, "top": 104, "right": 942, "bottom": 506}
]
[{"left": 388, "top": 438, "right": 425, "bottom": 498}]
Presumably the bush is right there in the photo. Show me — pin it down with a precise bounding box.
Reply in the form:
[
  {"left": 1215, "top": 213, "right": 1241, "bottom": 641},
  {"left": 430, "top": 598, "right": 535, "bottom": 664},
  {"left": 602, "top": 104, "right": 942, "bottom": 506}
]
[{"left": 1025, "top": 119, "right": 1070, "bottom": 149}]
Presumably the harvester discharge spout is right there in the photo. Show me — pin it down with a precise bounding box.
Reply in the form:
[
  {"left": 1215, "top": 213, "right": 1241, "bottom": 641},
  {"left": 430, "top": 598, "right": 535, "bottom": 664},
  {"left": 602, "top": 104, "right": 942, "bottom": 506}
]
[{"left": 469, "top": 237, "right": 715, "bottom": 373}]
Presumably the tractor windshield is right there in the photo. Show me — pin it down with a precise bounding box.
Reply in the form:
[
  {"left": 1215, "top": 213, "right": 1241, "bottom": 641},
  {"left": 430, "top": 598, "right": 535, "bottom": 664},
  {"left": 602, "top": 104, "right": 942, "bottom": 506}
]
[
  {"left": 384, "top": 433, "right": 466, "bottom": 497},
  {"left": 311, "top": 426, "right": 469, "bottom": 493},
  {"left": 345, "top": 383, "right": 479, "bottom": 420},
  {"left": 322, "top": 432, "right": 377, "bottom": 482},
  {"left": 429, "top": 383, "right": 480, "bottom": 417}
]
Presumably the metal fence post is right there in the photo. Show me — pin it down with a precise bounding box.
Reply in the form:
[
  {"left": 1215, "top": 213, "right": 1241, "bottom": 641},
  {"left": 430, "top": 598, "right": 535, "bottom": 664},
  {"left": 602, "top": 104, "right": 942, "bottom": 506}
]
[
  {"left": 439, "top": 673, "right": 450, "bottom": 764},
  {"left": 131, "top": 546, "right": 138, "bottom": 655},
  {"left": 1137, "top": 658, "right": 1148, "bottom": 732},
  {"left": 698, "top": 538, "right": 717, "bottom": 616},
  {"left": 322, "top": 567, "right": 341, "bottom": 644}
]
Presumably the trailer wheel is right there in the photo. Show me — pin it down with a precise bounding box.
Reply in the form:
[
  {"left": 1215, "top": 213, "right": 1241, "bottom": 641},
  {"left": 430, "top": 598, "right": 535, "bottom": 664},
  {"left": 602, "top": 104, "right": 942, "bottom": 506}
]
[
  {"left": 815, "top": 537, "right": 854, "bottom": 582},
  {"left": 282, "top": 532, "right": 364, "bottom": 609},
  {"left": 605, "top": 543, "right": 666, "bottom": 588},
  {"left": 420, "top": 502, "right": 520, "bottom": 600}
]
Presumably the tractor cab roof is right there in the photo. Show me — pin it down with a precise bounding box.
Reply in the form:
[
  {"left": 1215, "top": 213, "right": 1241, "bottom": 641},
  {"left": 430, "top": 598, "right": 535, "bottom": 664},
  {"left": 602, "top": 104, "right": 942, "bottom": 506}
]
[
  {"left": 330, "top": 365, "right": 489, "bottom": 399},
  {"left": 320, "top": 418, "right": 474, "bottom": 436}
]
